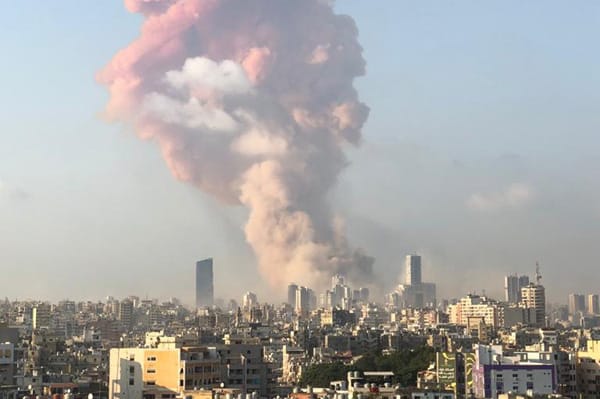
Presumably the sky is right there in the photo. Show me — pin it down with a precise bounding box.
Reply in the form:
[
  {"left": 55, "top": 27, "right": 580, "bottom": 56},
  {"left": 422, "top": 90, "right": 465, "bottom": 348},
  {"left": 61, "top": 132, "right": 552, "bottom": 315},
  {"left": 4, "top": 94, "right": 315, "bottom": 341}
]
[{"left": 1, "top": 1, "right": 599, "bottom": 305}]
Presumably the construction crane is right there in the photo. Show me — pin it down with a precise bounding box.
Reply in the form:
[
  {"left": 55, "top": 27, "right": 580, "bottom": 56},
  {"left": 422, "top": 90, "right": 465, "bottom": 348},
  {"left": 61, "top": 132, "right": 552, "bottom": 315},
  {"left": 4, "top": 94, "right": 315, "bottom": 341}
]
[{"left": 535, "top": 261, "right": 542, "bottom": 285}]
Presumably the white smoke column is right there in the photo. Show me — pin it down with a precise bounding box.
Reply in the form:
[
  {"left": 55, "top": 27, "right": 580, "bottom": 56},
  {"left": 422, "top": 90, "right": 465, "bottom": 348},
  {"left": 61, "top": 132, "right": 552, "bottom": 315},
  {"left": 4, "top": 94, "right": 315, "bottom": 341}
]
[{"left": 98, "top": 0, "right": 373, "bottom": 290}]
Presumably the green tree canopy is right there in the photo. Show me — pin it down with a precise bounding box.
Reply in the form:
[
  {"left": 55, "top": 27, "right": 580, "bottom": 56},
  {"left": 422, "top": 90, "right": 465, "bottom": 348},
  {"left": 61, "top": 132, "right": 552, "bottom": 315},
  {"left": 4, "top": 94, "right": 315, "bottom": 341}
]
[{"left": 299, "top": 346, "right": 435, "bottom": 388}]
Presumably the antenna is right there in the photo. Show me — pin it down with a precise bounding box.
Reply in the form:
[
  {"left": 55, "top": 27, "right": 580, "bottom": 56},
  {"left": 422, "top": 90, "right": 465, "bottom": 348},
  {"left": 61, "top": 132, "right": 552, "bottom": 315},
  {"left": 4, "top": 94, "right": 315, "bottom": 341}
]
[{"left": 535, "top": 261, "right": 542, "bottom": 285}]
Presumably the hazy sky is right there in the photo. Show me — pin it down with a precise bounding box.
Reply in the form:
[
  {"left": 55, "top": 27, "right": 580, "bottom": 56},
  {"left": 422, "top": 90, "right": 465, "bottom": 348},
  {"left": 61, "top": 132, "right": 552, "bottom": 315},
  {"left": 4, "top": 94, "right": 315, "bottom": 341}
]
[{"left": 1, "top": 1, "right": 599, "bottom": 305}]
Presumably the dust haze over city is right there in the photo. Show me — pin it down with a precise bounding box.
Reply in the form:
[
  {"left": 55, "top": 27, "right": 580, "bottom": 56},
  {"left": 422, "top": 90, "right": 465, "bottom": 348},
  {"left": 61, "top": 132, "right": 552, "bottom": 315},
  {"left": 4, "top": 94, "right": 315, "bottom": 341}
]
[{"left": 1, "top": 1, "right": 600, "bottom": 306}]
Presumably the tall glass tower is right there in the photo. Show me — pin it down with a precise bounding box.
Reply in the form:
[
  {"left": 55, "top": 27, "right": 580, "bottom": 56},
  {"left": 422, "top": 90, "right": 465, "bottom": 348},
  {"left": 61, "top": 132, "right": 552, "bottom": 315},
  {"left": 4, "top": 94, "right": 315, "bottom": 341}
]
[
  {"left": 196, "top": 258, "right": 214, "bottom": 308},
  {"left": 405, "top": 255, "right": 422, "bottom": 286}
]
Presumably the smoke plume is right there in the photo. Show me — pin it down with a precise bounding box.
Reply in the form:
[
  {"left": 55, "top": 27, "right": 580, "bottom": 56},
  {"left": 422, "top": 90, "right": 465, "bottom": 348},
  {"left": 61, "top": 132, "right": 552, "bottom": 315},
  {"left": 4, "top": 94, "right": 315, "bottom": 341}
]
[{"left": 99, "top": 0, "right": 374, "bottom": 290}]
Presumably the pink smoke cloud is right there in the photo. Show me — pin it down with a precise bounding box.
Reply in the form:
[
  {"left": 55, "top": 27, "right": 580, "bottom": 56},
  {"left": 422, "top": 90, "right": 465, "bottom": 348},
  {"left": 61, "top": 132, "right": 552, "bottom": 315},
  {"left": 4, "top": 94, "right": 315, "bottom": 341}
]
[{"left": 99, "top": 0, "right": 373, "bottom": 292}]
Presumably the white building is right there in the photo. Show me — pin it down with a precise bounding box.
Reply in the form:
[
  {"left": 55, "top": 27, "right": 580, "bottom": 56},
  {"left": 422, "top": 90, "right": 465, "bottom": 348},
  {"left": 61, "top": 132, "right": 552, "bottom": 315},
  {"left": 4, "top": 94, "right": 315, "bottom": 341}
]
[
  {"left": 242, "top": 292, "right": 258, "bottom": 310},
  {"left": 472, "top": 344, "right": 556, "bottom": 399},
  {"left": 448, "top": 295, "right": 501, "bottom": 329}
]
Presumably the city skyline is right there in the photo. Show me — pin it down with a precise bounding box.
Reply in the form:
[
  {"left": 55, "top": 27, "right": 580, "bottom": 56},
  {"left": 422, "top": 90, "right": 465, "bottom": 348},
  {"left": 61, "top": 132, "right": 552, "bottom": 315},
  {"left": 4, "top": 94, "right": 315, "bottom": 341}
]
[
  {"left": 1, "top": 3, "right": 599, "bottom": 399},
  {"left": 2, "top": 255, "right": 591, "bottom": 311},
  {"left": 1, "top": 2, "right": 600, "bottom": 303}
]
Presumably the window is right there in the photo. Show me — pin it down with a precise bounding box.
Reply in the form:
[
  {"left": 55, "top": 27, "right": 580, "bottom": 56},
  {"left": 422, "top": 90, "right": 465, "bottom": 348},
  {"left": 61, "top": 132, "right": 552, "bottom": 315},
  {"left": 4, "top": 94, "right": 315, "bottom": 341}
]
[
  {"left": 526, "top": 382, "right": 534, "bottom": 390},
  {"left": 147, "top": 356, "right": 157, "bottom": 361},
  {"left": 147, "top": 381, "right": 156, "bottom": 386},
  {"left": 130, "top": 355, "right": 135, "bottom": 361},
  {"left": 147, "top": 369, "right": 156, "bottom": 374},
  {"left": 129, "top": 366, "right": 135, "bottom": 374},
  {"left": 129, "top": 378, "right": 134, "bottom": 386}
]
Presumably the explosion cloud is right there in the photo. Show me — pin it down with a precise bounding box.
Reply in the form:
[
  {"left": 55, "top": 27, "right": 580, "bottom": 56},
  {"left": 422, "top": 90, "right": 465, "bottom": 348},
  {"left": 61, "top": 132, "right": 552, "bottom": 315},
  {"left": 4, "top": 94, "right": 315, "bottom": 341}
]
[{"left": 99, "top": 0, "right": 374, "bottom": 290}]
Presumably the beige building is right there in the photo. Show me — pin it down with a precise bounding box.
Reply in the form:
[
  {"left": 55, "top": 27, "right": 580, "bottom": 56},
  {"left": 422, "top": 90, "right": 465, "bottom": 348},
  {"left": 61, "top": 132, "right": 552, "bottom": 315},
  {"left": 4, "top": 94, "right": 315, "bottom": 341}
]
[
  {"left": 109, "top": 347, "right": 181, "bottom": 399},
  {"left": 587, "top": 294, "right": 600, "bottom": 315},
  {"left": 577, "top": 339, "right": 600, "bottom": 398},
  {"left": 181, "top": 347, "right": 221, "bottom": 391},
  {"left": 281, "top": 345, "right": 306, "bottom": 384},
  {"left": 109, "top": 347, "right": 221, "bottom": 399}
]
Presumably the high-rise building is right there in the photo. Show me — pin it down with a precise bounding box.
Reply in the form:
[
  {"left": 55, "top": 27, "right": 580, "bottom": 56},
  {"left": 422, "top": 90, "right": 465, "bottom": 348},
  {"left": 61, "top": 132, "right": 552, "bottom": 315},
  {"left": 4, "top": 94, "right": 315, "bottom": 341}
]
[
  {"left": 195, "top": 258, "right": 214, "bottom": 309},
  {"left": 568, "top": 293, "right": 586, "bottom": 315},
  {"left": 118, "top": 299, "right": 134, "bottom": 330},
  {"left": 329, "top": 278, "right": 353, "bottom": 309},
  {"left": 396, "top": 283, "right": 436, "bottom": 308},
  {"left": 287, "top": 283, "right": 298, "bottom": 307},
  {"left": 331, "top": 274, "right": 344, "bottom": 289},
  {"left": 242, "top": 292, "right": 258, "bottom": 310},
  {"left": 295, "top": 286, "right": 310, "bottom": 314},
  {"left": 390, "top": 254, "right": 435, "bottom": 308},
  {"left": 521, "top": 283, "right": 546, "bottom": 327},
  {"left": 504, "top": 274, "right": 530, "bottom": 303},
  {"left": 587, "top": 294, "right": 600, "bottom": 315},
  {"left": 359, "top": 287, "right": 370, "bottom": 303},
  {"left": 32, "top": 303, "right": 51, "bottom": 330},
  {"left": 505, "top": 275, "right": 518, "bottom": 303},
  {"left": 405, "top": 255, "right": 422, "bottom": 285}
]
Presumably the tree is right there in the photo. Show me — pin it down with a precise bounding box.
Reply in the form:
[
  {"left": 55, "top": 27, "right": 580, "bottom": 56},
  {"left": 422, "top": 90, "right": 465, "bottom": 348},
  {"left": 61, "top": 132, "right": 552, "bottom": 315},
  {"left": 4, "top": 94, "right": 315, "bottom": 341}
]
[
  {"left": 299, "top": 362, "right": 348, "bottom": 387},
  {"left": 299, "top": 346, "right": 435, "bottom": 388}
]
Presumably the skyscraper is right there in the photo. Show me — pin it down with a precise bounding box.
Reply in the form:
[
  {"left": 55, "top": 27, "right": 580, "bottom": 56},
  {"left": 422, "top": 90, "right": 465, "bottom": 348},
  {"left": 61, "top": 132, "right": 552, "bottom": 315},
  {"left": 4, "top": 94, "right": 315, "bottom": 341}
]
[
  {"left": 295, "top": 286, "right": 310, "bottom": 314},
  {"left": 392, "top": 254, "right": 436, "bottom": 309},
  {"left": 568, "top": 293, "right": 585, "bottom": 315},
  {"left": 331, "top": 274, "right": 344, "bottom": 289},
  {"left": 521, "top": 283, "right": 546, "bottom": 327},
  {"left": 587, "top": 294, "right": 599, "bottom": 315},
  {"left": 519, "top": 275, "right": 530, "bottom": 291},
  {"left": 195, "top": 258, "right": 214, "bottom": 309},
  {"left": 287, "top": 283, "right": 298, "bottom": 307},
  {"left": 32, "top": 303, "right": 51, "bottom": 330},
  {"left": 118, "top": 299, "right": 133, "bottom": 329},
  {"left": 405, "top": 255, "right": 422, "bottom": 286},
  {"left": 504, "top": 274, "right": 530, "bottom": 303},
  {"left": 242, "top": 292, "right": 258, "bottom": 310}
]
